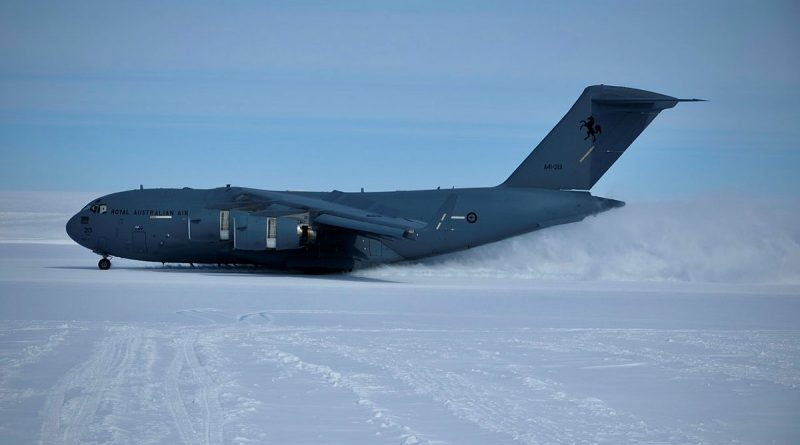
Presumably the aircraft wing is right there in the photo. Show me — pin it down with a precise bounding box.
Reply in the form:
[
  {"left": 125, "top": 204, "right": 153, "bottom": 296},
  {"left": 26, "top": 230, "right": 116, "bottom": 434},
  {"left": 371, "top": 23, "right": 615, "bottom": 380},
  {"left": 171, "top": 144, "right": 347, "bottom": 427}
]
[{"left": 229, "top": 190, "right": 426, "bottom": 240}]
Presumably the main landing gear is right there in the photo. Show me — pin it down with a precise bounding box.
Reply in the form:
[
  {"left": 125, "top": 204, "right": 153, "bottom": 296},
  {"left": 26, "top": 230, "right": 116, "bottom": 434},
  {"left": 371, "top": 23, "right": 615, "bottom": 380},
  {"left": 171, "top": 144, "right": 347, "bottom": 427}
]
[{"left": 98, "top": 257, "right": 111, "bottom": 270}]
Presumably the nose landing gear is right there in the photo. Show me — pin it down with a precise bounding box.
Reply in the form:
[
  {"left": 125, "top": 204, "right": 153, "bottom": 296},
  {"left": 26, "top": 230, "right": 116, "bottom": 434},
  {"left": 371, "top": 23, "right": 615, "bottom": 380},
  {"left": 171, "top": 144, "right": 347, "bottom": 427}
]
[{"left": 98, "top": 257, "right": 111, "bottom": 270}]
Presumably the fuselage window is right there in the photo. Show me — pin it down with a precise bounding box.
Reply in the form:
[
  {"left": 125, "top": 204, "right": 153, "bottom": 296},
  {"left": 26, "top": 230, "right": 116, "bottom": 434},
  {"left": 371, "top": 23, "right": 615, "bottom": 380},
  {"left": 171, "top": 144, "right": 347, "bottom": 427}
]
[{"left": 220, "top": 210, "right": 230, "bottom": 240}]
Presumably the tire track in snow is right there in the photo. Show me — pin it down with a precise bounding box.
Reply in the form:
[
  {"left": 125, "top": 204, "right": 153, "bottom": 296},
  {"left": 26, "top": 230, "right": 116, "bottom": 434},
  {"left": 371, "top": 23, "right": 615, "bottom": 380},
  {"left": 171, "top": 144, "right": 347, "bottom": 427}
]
[
  {"left": 291, "top": 332, "right": 700, "bottom": 445},
  {"left": 183, "top": 332, "right": 224, "bottom": 445},
  {"left": 164, "top": 331, "right": 224, "bottom": 445},
  {"left": 39, "top": 327, "right": 140, "bottom": 445},
  {"left": 286, "top": 334, "right": 539, "bottom": 443},
  {"left": 258, "top": 341, "right": 429, "bottom": 445},
  {"left": 175, "top": 308, "right": 232, "bottom": 324},
  {"left": 165, "top": 337, "right": 196, "bottom": 445},
  {"left": 237, "top": 311, "right": 274, "bottom": 325}
]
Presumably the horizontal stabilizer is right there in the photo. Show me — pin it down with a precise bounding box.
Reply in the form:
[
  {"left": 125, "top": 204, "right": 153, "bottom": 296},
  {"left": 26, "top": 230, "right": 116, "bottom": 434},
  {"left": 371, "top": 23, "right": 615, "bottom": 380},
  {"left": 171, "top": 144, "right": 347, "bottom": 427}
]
[{"left": 593, "top": 98, "right": 705, "bottom": 105}]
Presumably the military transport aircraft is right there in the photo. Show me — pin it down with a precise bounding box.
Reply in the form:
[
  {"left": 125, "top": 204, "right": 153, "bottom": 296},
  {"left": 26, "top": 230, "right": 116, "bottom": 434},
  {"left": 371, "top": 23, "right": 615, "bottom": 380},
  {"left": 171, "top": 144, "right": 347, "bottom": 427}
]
[{"left": 66, "top": 85, "right": 699, "bottom": 272}]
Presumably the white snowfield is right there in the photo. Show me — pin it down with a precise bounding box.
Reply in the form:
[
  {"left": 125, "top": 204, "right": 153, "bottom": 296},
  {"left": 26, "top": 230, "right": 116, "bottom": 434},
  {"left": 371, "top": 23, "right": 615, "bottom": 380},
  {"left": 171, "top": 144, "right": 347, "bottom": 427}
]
[{"left": 1, "top": 192, "right": 799, "bottom": 444}]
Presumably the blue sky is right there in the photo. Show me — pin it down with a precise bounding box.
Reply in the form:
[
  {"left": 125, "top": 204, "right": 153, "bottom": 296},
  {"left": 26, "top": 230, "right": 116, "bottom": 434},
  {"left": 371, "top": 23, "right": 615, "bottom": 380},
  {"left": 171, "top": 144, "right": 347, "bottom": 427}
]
[{"left": 1, "top": 0, "right": 798, "bottom": 199}]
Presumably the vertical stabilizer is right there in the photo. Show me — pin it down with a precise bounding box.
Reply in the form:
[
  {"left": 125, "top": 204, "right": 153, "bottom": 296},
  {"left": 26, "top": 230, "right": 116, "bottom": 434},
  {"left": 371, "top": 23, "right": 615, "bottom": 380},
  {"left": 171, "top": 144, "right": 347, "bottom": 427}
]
[{"left": 503, "top": 85, "right": 696, "bottom": 190}]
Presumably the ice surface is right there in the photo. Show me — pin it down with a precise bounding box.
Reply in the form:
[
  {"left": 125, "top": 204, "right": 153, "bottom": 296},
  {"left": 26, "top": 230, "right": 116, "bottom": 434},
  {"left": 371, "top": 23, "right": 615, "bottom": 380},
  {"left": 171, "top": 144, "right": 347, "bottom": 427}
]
[{"left": 1, "top": 192, "right": 799, "bottom": 444}]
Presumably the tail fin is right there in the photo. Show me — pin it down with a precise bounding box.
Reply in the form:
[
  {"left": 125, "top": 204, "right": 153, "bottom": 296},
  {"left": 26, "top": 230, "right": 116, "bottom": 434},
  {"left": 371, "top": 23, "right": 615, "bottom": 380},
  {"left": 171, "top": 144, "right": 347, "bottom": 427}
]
[{"left": 503, "top": 85, "right": 700, "bottom": 190}]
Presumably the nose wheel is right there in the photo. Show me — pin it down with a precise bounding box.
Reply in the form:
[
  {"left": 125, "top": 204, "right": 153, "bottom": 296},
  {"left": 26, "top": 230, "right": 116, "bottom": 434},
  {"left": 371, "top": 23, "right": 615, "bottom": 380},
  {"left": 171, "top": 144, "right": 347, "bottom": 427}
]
[{"left": 98, "top": 257, "right": 111, "bottom": 270}]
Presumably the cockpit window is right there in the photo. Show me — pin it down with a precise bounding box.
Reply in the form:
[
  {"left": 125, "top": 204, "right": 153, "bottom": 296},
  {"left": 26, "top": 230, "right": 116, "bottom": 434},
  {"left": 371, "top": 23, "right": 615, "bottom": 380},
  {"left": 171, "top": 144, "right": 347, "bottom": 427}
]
[
  {"left": 87, "top": 204, "right": 107, "bottom": 214},
  {"left": 82, "top": 198, "right": 107, "bottom": 214},
  {"left": 82, "top": 199, "right": 100, "bottom": 212}
]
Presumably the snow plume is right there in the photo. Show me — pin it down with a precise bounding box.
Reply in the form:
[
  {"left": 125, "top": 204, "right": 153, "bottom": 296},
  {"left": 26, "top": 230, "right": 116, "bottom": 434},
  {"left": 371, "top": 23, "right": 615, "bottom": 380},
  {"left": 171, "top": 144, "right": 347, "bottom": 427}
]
[{"left": 363, "top": 195, "right": 800, "bottom": 284}]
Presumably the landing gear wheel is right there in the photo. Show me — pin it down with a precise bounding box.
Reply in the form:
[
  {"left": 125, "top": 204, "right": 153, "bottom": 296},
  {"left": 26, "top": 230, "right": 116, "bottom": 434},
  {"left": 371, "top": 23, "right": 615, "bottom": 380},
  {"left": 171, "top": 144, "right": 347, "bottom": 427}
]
[{"left": 98, "top": 258, "right": 111, "bottom": 270}]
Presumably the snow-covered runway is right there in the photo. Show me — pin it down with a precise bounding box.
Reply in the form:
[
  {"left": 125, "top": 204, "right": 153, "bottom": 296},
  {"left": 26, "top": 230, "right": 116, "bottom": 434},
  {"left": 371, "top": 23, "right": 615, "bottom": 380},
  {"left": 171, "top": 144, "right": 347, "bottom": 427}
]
[{"left": 1, "top": 242, "right": 799, "bottom": 444}]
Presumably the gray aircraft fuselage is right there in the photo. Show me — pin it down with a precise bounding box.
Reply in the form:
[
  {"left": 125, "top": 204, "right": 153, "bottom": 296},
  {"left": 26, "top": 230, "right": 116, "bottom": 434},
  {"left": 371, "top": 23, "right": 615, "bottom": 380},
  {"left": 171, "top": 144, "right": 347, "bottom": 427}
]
[
  {"left": 66, "top": 85, "right": 697, "bottom": 272},
  {"left": 67, "top": 186, "right": 621, "bottom": 271}
]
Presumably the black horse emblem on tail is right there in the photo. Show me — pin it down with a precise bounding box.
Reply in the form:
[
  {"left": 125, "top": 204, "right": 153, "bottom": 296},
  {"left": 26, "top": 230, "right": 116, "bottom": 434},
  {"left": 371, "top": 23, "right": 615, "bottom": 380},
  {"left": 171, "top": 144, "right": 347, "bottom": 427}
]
[{"left": 579, "top": 116, "right": 602, "bottom": 143}]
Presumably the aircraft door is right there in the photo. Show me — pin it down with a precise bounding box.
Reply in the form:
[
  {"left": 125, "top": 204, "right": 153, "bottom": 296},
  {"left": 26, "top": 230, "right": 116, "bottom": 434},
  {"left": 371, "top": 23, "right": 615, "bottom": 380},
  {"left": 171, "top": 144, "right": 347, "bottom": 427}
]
[
  {"left": 275, "top": 217, "right": 301, "bottom": 250},
  {"left": 232, "top": 211, "right": 268, "bottom": 250},
  {"left": 188, "top": 210, "right": 224, "bottom": 242},
  {"left": 132, "top": 231, "right": 147, "bottom": 254}
]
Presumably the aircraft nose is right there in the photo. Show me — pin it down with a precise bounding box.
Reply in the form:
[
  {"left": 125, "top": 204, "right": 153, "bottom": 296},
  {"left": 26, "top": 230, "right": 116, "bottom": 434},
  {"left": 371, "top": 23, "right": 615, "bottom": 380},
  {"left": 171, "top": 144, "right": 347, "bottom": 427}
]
[{"left": 65, "top": 213, "right": 84, "bottom": 245}]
